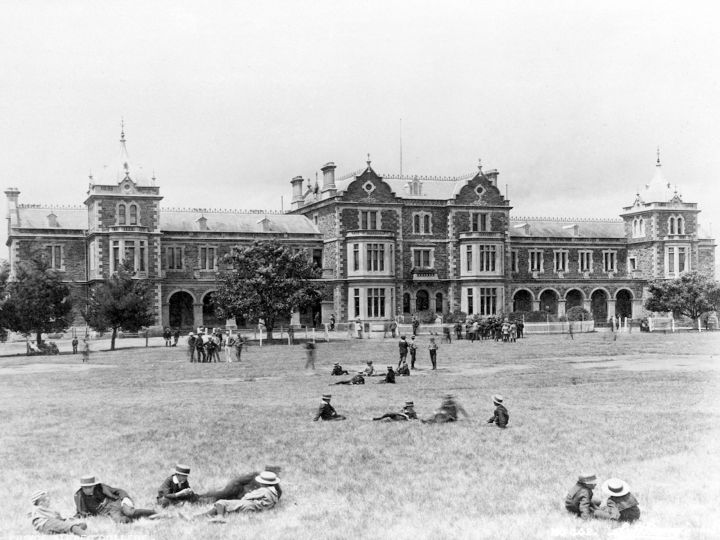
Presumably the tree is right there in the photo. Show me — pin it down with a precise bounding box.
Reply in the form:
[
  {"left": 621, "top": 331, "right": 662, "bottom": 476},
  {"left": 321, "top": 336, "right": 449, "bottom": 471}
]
[
  {"left": 84, "top": 263, "right": 156, "bottom": 350},
  {"left": 3, "top": 253, "right": 73, "bottom": 345},
  {"left": 0, "top": 260, "right": 11, "bottom": 342},
  {"left": 645, "top": 272, "right": 720, "bottom": 322},
  {"left": 214, "top": 240, "right": 322, "bottom": 340}
]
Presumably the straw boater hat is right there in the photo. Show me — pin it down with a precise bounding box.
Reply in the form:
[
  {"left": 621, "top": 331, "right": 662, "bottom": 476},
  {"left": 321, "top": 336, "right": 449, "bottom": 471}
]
[
  {"left": 175, "top": 464, "right": 191, "bottom": 476},
  {"left": 322, "top": 394, "right": 331, "bottom": 401},
  {"left": 80, "top": 475, "right": 99, "bottom": 487},
  {"left": 367, "top": 360, "right": 373, "bottom": 364},
  {"left": 333, "top": 362, "right": 340, "bottom": 366},
  {"left": 255, "top": 471, "right": 280, "bottom": 485},
  {"left": 387, "top": 366, "right": 393, "bottom": 370},
  {"left": 493, "top": 395, "right": 504, "bottom": 405},
  {"left": 577, "top": 473, "right": 597, "bottom": 485},
  {"left": 602, "top": 478, "right": 630, "bottom": 497},
  {"left": 405, "top": 401, "right": 414, "bottom": 407},
  {"left": 31, "top": 490, "right": 47, "bottom": 504}
]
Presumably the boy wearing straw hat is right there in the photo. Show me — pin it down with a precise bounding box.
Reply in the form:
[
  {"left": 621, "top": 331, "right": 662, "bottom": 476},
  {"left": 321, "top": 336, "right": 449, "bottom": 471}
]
[
  {"left": 314, "top": 394, "right": 346, "bottom": 420},
  {"left": 486, "top": 395, "right": 509, "bottom": 428},
  {"left": 594, "top": 478, "right": 640, "bottom": 523},
  {"left": 423, "top": 394, "right": 469, "bottom": 423},
  {"left": 331, "top": 362, "right": 349, "bottom": 376},
  {"left": 157, "top": 464, "right": 198, "bottom": 507},
  {"left": 564, "top": 473, "right": 599, "bottom": 519},
  {"left": 198, "top": 471, "right": 282, "bottom": 518},
  {"left": 30, "top": 490, "right": 88, "bottom": 536},
  {"left": 378, "top": 365, "right": 396, "bottom": 384},
  {"left": 74, "top": 475, "right": 157, "bottom": 523},
  {"left": 373, "top": 400, "right": 418, "bottom": 421}
]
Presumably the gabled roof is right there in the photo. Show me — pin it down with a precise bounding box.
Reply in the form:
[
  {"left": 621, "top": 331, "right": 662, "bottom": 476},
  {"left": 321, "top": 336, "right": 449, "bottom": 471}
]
[
  {"left": 509, "top": 217, "right": 625, "bottom": 239},
  {"left": 12, "top": 205, "right": 86, "bottom": 230}
]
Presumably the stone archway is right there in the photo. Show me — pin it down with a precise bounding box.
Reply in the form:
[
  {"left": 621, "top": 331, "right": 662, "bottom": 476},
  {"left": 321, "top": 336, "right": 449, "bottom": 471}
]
[
  {"left": 591, "top": 289, "right": 609, "bottom": 322},
  {"left": 202, "top": 292, "right": 223, "bottom": 329},
  {"left": 512, "top": 290, "right": 533, "bottom": 312},
  {"left": 415, "top": 290, "right": 429, "bottom": 312},
  {"left": 169, "top": 291, "right": 195, "bottom": 330},
  {"left": 565, "top": 289, "right": 584, "bottom": 310},
  {"left": 616, "top": 289, "right": 633, "bottom": 319},
  {"left": 539, "top": 289, "right": 559, "bottom": 316}
]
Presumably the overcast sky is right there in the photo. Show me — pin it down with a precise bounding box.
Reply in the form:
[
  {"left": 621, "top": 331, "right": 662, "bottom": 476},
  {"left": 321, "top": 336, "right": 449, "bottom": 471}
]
[{"left": 1, "top": 1, "right": 718, "bottom": 252}]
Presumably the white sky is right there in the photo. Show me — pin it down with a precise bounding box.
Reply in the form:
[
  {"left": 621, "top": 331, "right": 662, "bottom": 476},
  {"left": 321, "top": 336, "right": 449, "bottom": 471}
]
[{"left": 1, "top": 1, "right": 719, "bottom": 252}]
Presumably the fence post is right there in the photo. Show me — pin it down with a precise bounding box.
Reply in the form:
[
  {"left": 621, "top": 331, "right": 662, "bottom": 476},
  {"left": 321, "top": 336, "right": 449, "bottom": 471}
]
[{"left": 671, "top": 318, "right": 676, "bottom": 333}]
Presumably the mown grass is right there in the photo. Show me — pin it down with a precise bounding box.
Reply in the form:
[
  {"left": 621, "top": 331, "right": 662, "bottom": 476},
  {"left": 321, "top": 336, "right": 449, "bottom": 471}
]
[{"left": 1, "top": 332, "right": 719, "bottom": 539}]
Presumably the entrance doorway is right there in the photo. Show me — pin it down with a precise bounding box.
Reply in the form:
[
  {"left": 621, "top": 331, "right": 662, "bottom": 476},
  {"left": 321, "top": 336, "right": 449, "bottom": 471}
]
[{"left": 169, "top": 291, "right": 194, "bottom": 330}]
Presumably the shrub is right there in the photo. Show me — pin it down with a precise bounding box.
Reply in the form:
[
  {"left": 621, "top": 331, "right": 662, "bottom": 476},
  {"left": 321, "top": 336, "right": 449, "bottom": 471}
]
[
  {"left": 508, "top": 311, "right": 529, "bottom": 321},
  {"left": 444, "top": 310, "right": 467, "bottom": 323},
  {"left": 565, "top": 306, "right": 591, "bottom": 321},
  {"left": 415, "top": 310, "right": 438, "bottom": 324}
]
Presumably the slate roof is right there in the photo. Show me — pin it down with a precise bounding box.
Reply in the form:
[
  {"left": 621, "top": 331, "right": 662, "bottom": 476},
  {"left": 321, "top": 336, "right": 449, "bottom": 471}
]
[{"left": 509, "top": 218, "right": 625, "bottom": 239}]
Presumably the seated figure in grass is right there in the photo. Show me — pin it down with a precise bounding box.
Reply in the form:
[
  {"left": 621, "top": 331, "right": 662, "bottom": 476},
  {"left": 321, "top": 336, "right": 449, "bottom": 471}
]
[
  {"left": 373, "top": 400, "right": 418, "bottom": 421},
  {"left": 157, "top": 464, "right": 198, "bottom": 507},
  {"left": 396, "top": 358, "right": 410, "bottom": 376},
  {"left": 594, "top": 478, "right": 640, "bottom": 523},
  {"left": 74, "top": 475, "right": 157, "bottom": 523},
  {"left": 196, "top": 465, "right": 281, "bottom": 503},
  {"left": 422, "top": 394, "right": 469, "bottom": 424},
  {"left": 377, "top": 365, "right": 396, "bottom": 384},
  {"left": 486, "top": 395, "right": 509, "bottom": 428},
  {"left": 564, "top": 473, "right": 599, "bottom": 519},
  {"left": 30, "top": 490, "right": 88, "bottom": 536},
  {"left": 314, "top": 394, "right": 347, "bottom": 421},
  {"left": 331, "top": 362, "right": 349, "bottom": 376},
  {"left": 332, "top": 373, "right": 365, "bottom": 385},
  {"left": 361, "top": 359, "right": 375, "bottom": 376},
  {"left": 198, "top": 471, "right": 282, "bottom": 518}
]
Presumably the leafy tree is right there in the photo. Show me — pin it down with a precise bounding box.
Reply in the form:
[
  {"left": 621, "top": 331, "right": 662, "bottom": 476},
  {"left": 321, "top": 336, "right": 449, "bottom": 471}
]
[
  {"left": 214, "top": 240, "right": 322, "bottom": 340},
  {"left": 0, "top": 260, "right": 11, "bottom": 342},
  {"left": 4, "top": 253, "right": 73, "bottom": 345},
  {"left": 84, "top": 262, "right": 156, "bottom": 350},
  {"left": 645, "top": 272, "right": 720, "bottom": 321}
]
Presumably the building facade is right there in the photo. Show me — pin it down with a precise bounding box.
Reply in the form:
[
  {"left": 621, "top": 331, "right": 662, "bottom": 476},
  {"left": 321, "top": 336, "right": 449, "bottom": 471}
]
[{"left": 5, "top": 134, "right": 716, "bottom": 329}]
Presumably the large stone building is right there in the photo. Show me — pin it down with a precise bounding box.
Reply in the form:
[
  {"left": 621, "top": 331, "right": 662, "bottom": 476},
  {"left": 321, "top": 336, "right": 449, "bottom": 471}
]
[{"left": 4, "top": 132, "right": 716, "bottom": 329}]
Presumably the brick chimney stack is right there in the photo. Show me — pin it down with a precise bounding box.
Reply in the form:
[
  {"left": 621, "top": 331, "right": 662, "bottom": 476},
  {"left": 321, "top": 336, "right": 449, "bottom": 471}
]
[
  {"left": 321, "top": 162, "right": 337, "bottom": 196},
  {"left": 5, "top": 187, "right": 20, "bottom": 228},
  {"left": 290, "top": 176, "right": 305, "bottom": 209}
]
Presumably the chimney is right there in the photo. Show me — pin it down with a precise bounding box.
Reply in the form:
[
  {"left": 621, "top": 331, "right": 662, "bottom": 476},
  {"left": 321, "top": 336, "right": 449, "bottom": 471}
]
[
  {"left": 290, "top": 175, "right": 305, "bottom": 209},
  {"left": 5, "top": 187, "right": 20, "bottom": 228},
  {"left": 321, "top": 162, "right": 337, "bottom": 195}
]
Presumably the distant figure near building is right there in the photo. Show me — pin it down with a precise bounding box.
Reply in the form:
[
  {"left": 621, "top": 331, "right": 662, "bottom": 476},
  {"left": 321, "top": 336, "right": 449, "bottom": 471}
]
[
  {"left": 428, "top": 337, "right": 438, "bottom": 370},
  {"left": 409, "top": 336, "right": 417, "bottom": 369},
  {"left": 329, "top": 313, "right": 336, "bottom": 331},
  {"left": 411, "top": 315, "right": 420, "bottom": 336},
  {"left": 398, "top": 335, "right": 409, "bottom": 367},
  {"left": 71, "top": 337, "right": 78, "bottom": 354},
  {"left": 304, "top": 342, "right": 316, "bottom": 369},
  {"left": 314, "top": 394, "right": 346, "bottom": 421},
  {"left": 81, "top": 339, "right": 90, "bottom": 363}
]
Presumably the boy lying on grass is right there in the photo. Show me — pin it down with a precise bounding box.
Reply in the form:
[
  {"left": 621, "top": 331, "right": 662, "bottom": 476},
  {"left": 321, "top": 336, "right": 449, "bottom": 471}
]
[
  {"left": 196, "top": 471, "right": 282, "bottom": 519},
  {"left": 30, "top": 490, "right": 88, "bottom": 536},
  {"left": 74, "top": 475, "right": 158, "bottom": 523}
]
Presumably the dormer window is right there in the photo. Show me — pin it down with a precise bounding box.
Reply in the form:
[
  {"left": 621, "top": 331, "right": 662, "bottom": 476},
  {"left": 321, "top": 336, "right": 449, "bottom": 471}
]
[
  {"left": 118, "top": 204, "right": 126, "bottom": 225},
  {"left": 129, "top": 204, "right": 138, "bottom": 225},
  {"left": 47, "top": 212, "right": 58, "bottom": 227},
  {"left": 197, "top": 216, "right": 208, "bottom": 231}
]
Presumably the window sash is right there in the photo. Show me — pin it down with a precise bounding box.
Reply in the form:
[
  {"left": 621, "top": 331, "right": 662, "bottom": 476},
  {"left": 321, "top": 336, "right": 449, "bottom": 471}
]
[
  {"left": 129, "top": 205, "right": 138, "bottom": 225},
  {"left": 529, "top": 250, "right": 543, "bottom": 272}
]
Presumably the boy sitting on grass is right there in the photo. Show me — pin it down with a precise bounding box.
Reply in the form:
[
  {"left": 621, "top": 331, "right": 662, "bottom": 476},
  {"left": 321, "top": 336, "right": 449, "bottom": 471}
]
[
  {"left": 564, "top": 473, "right": 599, "bottom": 519},
  {"left": 486, "top": 395, "right": 509, "bottom": 428},
  {"left": 30, "top": 490, "right": 88, "bottom": 536}
]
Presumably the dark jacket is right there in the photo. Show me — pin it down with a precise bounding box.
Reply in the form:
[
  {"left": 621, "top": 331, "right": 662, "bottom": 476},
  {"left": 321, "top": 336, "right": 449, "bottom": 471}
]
[
  {"left": 315, "top": 401, "right": 339, "bottom": 421},
  {"left": 487, "top": 404, "right": 509, "bottom": 428},
  {"left": 564, "top": 483, "right": 597, "bottom": 519},
  {"left": 382, "top": 369, "right": 396, "bottom": 383},
  {"left": 596, "top": 493, "right": 640, "bottom": 523},
  {"left": 157, "top": 474, "right": 195, "bottom": 503},
  {"left": 402, "top": 405, "right": 417, "bottom": 419},
  {"left": 398, "top": 340, "right": 409, "bottom": 355},
  {"left": 331, "top": 365, "right": 348, "bottom": 376},
  {"left": 74, "top": 483, "right": 129, "bottom": 517}
]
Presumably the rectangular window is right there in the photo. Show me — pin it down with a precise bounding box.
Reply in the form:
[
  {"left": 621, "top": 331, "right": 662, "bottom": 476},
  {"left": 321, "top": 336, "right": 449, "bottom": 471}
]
[
  {"left": 125, "top": 241, "right": 136, "bottom": 271},
  {"left": 360, "top": 210, "right": 379, "bottom": 230},
  {"left": 479, "top": 287, "right": 497, "bottom": 316},
  {"left": 129, "top": 205, "right": 138, "bottom": 225},
  {"left": 366, "top": 244, "right": 385, "bottom": 271},
  {"left": 139, "top": 241, "right": 146, "bottom": 272},
  {"left": 628, "top": 256, "right": 637, "bottom": 272},
  {"left": 667, "top": 247, "right": 675, "bottom": 274},
  {"left": 167, "top": 247, "right": 183, "bottom": 270},
  {"left": 89, "top": 241, "right": 96, "bottom": 272},
  {"left": 118, "top": 205, "right": 126, "bottom": 225},
  {"left": 46, "top": 245, "right": 63, "bottom": 270},
  {"left": 511, "top": 250, "right": 518, "bottom": 272},
  {"left": 478, "top": 245, "right": 497, "bottom": 272},
  {"left": 603, "top": 251, "right": 617, "bottom": 272},
  {"left": 367, "top": 288, "right": 386, "bottom": 318},
  {"left": 413, "top": 249, "right": 432, "bottom": 268},
  {"left": 466, "top": 245, "right": 473, "bottom": 272},
  {"left": 353, "top": 244, "right": 359, "bottom": 271},
  {"left": 529, "top": 250, "right": 543, "bottom": 272},
  {"left": 112, "top": 241, "right": 120, "bottom": 272},
  {"left": 678, "top": 247, "right": 686, "bottom": 273},
  {"left": 579, "top": 251, "right": 593, "bottom": 273},
  {"left": 200, "top": 247, "right": 216, "bottom": 270},
  {"left": 353, "top": 288, "right": 361, "bottom": 318},
  {"left": 554, "top": 250, "right": 568, "bottom": 273},
  {"left": 471, "top": 213, "right": 489, "bottom": 232},
  {"left": 467, "top": 288, "right": 474, "bottom": 315}
]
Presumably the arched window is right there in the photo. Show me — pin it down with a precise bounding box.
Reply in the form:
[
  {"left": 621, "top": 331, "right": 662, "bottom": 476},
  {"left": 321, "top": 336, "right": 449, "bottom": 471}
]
[
  {"left": 639, "top": 218, "right": 645, "bottom": 236},
  {"left": 129, "top": 204, "right": 138, "bottom": 225},
  {"left": 118, "top": 204, "right": 126, "bottom": 225},
  {"left": 632, "top": 218, "right": 638, "bottom": 237},
  {"left": 413, "top": 214, "right": 421, "bottom": 233},
  {"left": 668, "top": 216, "right": 676, "bottom": 235},
  {"left": 677, "top": 216, "right": 684, "bottom": 235},
  {"left": 423, "top": 214, "right": 431, "bottom": 233}
]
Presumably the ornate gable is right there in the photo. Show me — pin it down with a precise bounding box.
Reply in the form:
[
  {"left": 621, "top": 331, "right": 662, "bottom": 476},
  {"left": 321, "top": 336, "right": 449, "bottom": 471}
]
[
  {"left": 454, "top": 172, "right": 506, "bottom": 206},
  {"left": 343, "top": 164, "right": 396, "bottom": 203}
]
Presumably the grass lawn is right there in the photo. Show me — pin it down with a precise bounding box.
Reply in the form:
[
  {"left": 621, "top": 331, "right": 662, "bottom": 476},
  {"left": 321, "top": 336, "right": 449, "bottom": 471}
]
[{"left": 1, "top": 332, "right": 719, "bottom": 539}]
